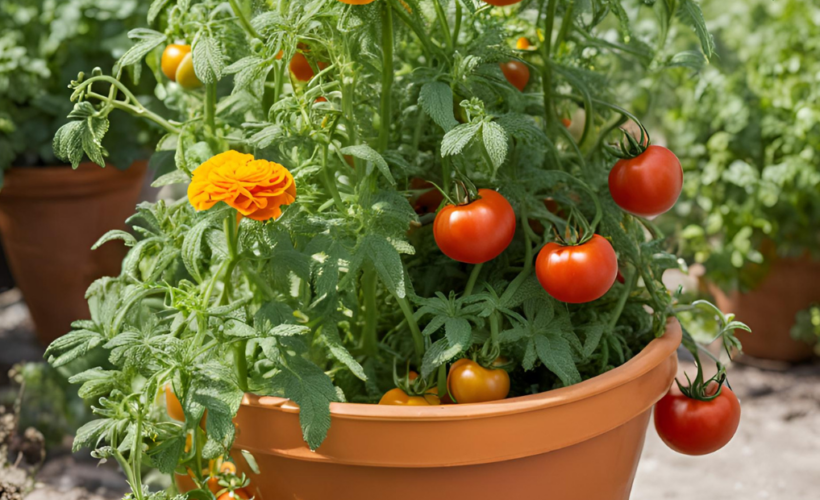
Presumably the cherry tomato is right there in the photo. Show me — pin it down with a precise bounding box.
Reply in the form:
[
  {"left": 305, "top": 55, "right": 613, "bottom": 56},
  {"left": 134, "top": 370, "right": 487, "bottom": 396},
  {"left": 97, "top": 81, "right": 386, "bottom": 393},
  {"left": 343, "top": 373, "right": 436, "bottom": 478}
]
[
  {"left": 161, "top": 44, "right": 191, "bottom": 82},
  {"left": 289, "top": 53, "right": 327, "bottom": 82},
  {"left": 561, "top": 117, "right": 571, "bottom": 128},
  {"left": 654, "top": 383, "right": 741, "bottom": 456},
  {"left": 219, "top": 461, "right": 237, "bottom": 475},
  {"left": 338, "top": 0, "right": 376, "bottom": 3},
  {"left": 218, "top": 488, "right": 250, "bottom": 500},
  {"left": 448, "top": 359, "right": 510, "bottom": 404},
  {"left": 608, "top": 145, "right": 683, "bottom": 217},
  {"left": 516, "top": 37, "right": 531, "bottom": 50},
  {"left": 482, "top": 0, "right": 523, "bottom": 5},
  {"left": 175, "top": 52, "right": 202, "bottom": 89},
  {"left": 410, "top": 178, "right": 444, "bottom": 215},
  {"left": 433, "top": 189, "right": 516, "bottom": 264},
  {"left": 315, "top": 96, "right": 328, "bottom": 103},
  {"left": 206, "top": 474, "right": 221, "bottom": 495},
  {"left": 165, "top": 385, "right": 185, "bottom": 421},
  {"left": 535, "top": 234, "right": 617, "bottom": 304},
  {"left": 379, "top": 388, "right": 440, "bottom": 406},
  {"left": 499, "top": 61, "right": 529, "bottom": 92}
]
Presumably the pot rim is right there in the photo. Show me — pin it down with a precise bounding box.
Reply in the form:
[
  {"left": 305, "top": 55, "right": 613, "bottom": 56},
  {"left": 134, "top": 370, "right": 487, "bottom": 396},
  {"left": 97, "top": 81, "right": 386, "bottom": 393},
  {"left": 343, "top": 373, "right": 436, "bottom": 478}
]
[{"left": 242, "top": 318, "right": 681, "bottom": 421}]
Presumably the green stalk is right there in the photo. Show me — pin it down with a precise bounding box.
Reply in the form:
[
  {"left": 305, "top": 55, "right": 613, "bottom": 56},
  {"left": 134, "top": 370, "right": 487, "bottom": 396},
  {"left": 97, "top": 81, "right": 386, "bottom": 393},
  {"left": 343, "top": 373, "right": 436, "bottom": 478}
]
[
  {"left": 394, "top": 294, "right": 425, "bottom": 362},
  {"left": 500, "top": 208, "right": 534, "bottom": 305},
  {"left": 452, "top": 1, "right": 462, "bottom": 48},
  {"left": 205, "top": 82, "right": 217, "bottom": 134},
  {"left": 437, "top": 363, "right": 447, "bottom": 397},
  {"left": 490, "top": 311, "right": 500, "bottom": 348},
  {"left": 322, "top": 145, "right": 346, "bottom": 212},
  {"left": 539, "top": 0, "right": 558, "bottom": 130},
  {"left": 608, "top": 266, "right": 636, "bottom": 331},
  {"left": 432, "top": 0, "right": 453, "bottom": 51},
  {"left": 228, "top": 0, "right": 262, "bottom": 40},
  {"left": 234, "top": 340, "right": 249, "bottom": 392},
  {"left": 86, "top": 90, "right": 181, "bottom": 134},
  {"left": 553, "top": 0, "right": 575, "bottom": 53},
  {"left": 361, "top": 265, "right": 379, "bottom": 356},
  {"left": 379, "top": 2, "right": 394, "bottom": 152},
  {"left": 464, "top": 262, "right": 484, "bottom": 296},
  {"left": 132, "top": 411, "right": 144, "bottom": 500}
]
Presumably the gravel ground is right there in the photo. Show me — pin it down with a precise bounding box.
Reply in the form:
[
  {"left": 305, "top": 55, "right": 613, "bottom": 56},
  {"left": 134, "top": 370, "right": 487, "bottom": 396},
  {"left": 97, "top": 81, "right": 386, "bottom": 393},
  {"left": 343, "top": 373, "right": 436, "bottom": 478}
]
[{"left": 1, "top": 289, "right": 818, "bottom": 499}]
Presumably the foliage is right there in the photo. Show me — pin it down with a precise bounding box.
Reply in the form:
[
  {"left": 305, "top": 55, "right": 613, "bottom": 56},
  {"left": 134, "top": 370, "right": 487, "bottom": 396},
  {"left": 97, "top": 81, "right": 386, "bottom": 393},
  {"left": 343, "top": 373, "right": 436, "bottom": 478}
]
[
  {"left": 44, "top": 1, "right": 736, "bottom": 499},
  {"left": 791, "top": 304, "right": 820, "bottom": 354},
  {"left": 653, "top": 0, "right": 820, "bottom": 291},
  {"left": 0, "top": 0, "right": 156, "bottom": 183}
]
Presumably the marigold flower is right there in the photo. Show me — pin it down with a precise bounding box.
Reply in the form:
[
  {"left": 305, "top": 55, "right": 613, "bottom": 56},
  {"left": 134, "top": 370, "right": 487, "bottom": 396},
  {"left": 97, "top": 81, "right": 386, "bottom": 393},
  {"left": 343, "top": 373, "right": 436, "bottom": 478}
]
[{"left": 187, "top": 150, "right": 296, "bottom": 221}]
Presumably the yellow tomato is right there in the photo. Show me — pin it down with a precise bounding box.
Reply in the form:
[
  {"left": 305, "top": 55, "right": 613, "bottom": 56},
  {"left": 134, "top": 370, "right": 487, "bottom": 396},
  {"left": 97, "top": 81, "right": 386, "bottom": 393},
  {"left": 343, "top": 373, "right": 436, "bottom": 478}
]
[
  {"left": 175, "top": 52, "right": 203, "bottom": 89},
  {"left": 161, "top": 44, "right": 191, "bottom": 82}
]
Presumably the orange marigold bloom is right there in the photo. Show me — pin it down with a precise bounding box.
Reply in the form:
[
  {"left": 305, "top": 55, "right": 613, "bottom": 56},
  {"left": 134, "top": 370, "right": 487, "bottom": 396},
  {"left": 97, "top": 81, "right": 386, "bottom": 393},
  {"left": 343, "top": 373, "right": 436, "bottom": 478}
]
[{"left": 187, "top": 150, "right": 296, "bottom": 222}]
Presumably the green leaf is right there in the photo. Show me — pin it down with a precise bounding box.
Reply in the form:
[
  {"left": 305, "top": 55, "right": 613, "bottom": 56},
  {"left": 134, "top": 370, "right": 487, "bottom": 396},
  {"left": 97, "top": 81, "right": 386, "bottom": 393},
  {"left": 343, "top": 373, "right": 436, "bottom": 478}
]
[
  {"left": 117, "top": 29, "right": 166, "bottom": 70},
  {"left": 92, "top": 230, "right": 136, "bottom": 250},
  {"left": 151, "top": 169, "right": 190, "bottom": 187},
  {"left": 444, "top": 317, "right": 472, "bottom": 352},
  {"left": 534, "top": 334, "right": 581, "bottom": 387},
  {"left": 678, "top": 0, "right": 716, "bottom": 58},
  {"left": 268, "top": 356, "right": 338, "bottom": 450},
  {"left": 182, "top": 217, "right": 216, "bottom": 283},
  {"left": 361, "top": 235, "right": 405, "bottom": 298},
  {"left": 147, "top": 0, "right": 171, "bottom": 24},
  {"left": 665, "top": 50, "right": 707, "bottom": 70},
  {"left": 340, "top": 145, "right": 394, "bottom": 185},
  {"left": 320, "top": 321, "right": 367, "bottom": 381},
  {"left": 421, "top": 337, "right": 462, "bottom": 378},
  {"left": 69, "top": 368, "right": 121, "bottom": 400},
  {"left": 73, "top": 418, "right": 113, "bottom": 452},
  {"left": 482, "top": 121, "right": 508, "bottom": 169},
  {"left": 146, "top": 434, "right": 186, "bottom": 474},
  {"left": 418, "top": 82, "right": 458, "bottom": 132},
  {"left": 192, "top": 33, "right": 225, "bottom": 84},
  {"left": 45, "top": 329, "right": 106, "bottom": 368},
  {"left": 441, "top": 122, "right": 481, "bottom": 158}
]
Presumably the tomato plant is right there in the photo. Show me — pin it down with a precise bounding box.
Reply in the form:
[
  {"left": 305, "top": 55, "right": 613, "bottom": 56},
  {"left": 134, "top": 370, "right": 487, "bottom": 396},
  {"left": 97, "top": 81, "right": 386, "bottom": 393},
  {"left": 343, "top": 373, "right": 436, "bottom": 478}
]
[
  {"left": 160, "top": 44, "right": 191, "bottom": 82},
  {"left": 41, "top": 1, "right": 745, "bottom": 499},
  {"left": 433, "top": 189, "right": 516, "bottom": 264}
]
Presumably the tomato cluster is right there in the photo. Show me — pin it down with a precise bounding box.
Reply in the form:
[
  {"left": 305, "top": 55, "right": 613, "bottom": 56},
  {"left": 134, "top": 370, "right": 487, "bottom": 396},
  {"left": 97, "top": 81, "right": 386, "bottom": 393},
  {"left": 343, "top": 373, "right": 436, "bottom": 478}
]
[{"left": 161, "top": 44, "right": 202, "bottom": 89}]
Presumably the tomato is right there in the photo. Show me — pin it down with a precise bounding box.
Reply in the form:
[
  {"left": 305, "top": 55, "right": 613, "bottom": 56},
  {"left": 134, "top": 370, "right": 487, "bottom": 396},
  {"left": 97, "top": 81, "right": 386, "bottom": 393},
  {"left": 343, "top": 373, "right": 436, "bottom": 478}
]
[
  {"left": 379, "top": 388, "right": 440, "bottom": 406},
  {"left": 448, "top": 359, "right": 510, "bottom": 404},
  {"left": 219, "top": 461, "right": 237, "bottom": 475},
  {"left": 608, "top": 145, "right": 683, "bottom": 217},
  {"left": 165, "top": 385, "right": 185, "bottom": 421},
  {"left": 561, "top": 117, "right": 571, "bottom": 128},
  {"left": 184, "top": 433, "right": 192, "bottom": 453},
  {"left": 315, "top": 96, "right": 328, "bottom": 103},
  {"left": 338, "top": 0, "right": 376, "bottom": 3},
  {"left": 499, "top": 61, "right": 529, "bottom": 92},
  {"left": 218, "top": 488, "right": 250, "bottom": 500},
  {"left": 290, "top": 53, "right": 327, "bottom": 82},
  {"left": 175, "top": 52, "right": 202, "bottom": 89},
  {"left": 535, "top": 234, "right": 617, "bottom": 304},
  {"left": 410, "top": 178, "right": 444, "bottom": 215},
  {"left": 654, "top": 383, "right": 741, "bottom": 456},
  {"left": 206, "top": 474, "right": 221, "bottom": 495},
  {"left": 161, "top": 44, "right": 191, "bottom": 82},
  {"left": 433, "top": 189, "right": 516, "bottom": 264},
  {"left": 482, "top": 0, "right": 523, "bottom": 5},
  {"left": 516, "top": 37, "right": 531, "bottom": 50}
]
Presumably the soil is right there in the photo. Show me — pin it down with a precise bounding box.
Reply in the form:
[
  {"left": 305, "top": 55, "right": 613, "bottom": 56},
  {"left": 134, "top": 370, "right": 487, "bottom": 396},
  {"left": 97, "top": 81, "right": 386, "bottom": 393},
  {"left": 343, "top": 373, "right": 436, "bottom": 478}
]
[{"left": 0, "top": 289, "right": 817, "bottom": 499}]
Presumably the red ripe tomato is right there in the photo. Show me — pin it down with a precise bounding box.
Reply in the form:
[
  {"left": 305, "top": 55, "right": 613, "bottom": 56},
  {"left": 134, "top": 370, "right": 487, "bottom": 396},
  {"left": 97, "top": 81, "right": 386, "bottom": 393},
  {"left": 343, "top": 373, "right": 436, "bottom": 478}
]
[
  {"left": 499, "top": 61, "right": 529, "bottom": 92},
  {"left": 379, "top": 388, "right": 440, "bottom": 406},
  {"left": 608, "top": 145, "right": 683, "bottom": 217},
  {"left": 654, "top": 383, "right": 741, "bottom": 456},
  {"left": 410, "top": 178, "right": 444, "bottom": 215},
  {"left": 433, "top": 189, "right": 516, "bottom": 264},
  {"left": 482, "top": 0, "right": 523, "bottom": 5},
  {"left": 161, "top": 44, "right": 191, "bottom": 82},
  {"left": 535, "top": 234, "right": 617, "bottom": 303},
  {"left": 448, "top": 359, "right": 510, "bottom": 404}
]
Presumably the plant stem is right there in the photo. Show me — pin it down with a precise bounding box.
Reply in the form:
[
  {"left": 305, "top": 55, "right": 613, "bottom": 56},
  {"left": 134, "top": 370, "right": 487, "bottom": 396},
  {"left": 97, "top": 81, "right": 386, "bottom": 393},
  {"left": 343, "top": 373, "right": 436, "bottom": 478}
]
[
  {"left": 608, "top": 266, "right": 636, "bottom": 331},
  {"left": 432, "top": 0, "right": 453, "bottom": 51},
  {"left": 553, "top": 0, "right": 575, "bottom": 52},
  {"left": 86, "top": 91, "right": 181, "bottom": 134},
  {"left": 234, "top": 339, "right": 249, "bottom": 392},
  {"left": 539, "top": 0, "right": 558, "bottom": 130},
  {"left": 205, "top": 82, "right": 217, "bottom": 133},
  {"left": 500, "top": 208, "right": 534, "bottom": 304},
  {"left": 132, "top": 411, "right": 144, "bottom": 500},
  {"left": 389, "top": 0, "right": 434, "bottom": 60},
  {"left": 452, "top": 1, "right": 462, "bottom": 48},
  {"left": 321, "top": 145, "right": 346, "bottom": 212},
  {"left": 394, "top": 293, "right": 425, "bottom": 362},
  {"left": 379, "top": 2, "right": 394, "bottom": 152},
  {"left": 361, "top": 265, "right": 379, "bottom": 356},
  {"left": 228, "top": 0, "right": 262, "bottom": 40},
  {"left": 464, "top": 262, "right": 484, "bottom": 296},
  {"left": 437, "top": 363, "right": 447, "bottom": 397}
]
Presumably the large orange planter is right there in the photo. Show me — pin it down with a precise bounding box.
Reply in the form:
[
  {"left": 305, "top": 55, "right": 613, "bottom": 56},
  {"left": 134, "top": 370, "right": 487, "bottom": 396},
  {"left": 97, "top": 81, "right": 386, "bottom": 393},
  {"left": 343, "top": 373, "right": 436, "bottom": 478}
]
[
  {"left": 710, "top": 258, "right": 820, "bottom": 363},
  {"left": 0, "top": 162, "right": 147, "bottom": 345},
  {"left": 232, "top": 320, "right": 681, "bottom": 500}
]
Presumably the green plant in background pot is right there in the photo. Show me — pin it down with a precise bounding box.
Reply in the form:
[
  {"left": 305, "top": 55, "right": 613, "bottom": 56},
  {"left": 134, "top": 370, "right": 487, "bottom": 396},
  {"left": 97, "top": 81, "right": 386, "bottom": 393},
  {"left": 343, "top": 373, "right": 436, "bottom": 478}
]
[
  {"left": 43, "top": 1, "right": 747, "bottom": 499},
  {"left": 0, "top": 0, "right": 160, "bottom": 345},
  {"left": 654, "top": 0, "right": 820, "bottom": 361}
]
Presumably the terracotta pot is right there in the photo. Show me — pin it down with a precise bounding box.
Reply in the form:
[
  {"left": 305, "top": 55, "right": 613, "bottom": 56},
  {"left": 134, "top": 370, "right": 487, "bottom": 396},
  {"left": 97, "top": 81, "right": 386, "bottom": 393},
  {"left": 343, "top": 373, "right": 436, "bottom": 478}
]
[
  {"left": 0, "top": 162, "right": 147, "bottom": 345},
  {"left": 709, "top": 257, "right": 820, "bottom": 363},
  {"left": 231, "top": 321, "right": 681, "bottom": 500}
]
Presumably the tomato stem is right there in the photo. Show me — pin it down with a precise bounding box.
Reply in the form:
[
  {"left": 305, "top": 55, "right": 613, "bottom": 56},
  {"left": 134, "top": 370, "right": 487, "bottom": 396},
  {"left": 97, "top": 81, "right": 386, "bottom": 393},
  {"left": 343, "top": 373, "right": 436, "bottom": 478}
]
[
  {"left": 321, "top": 145, "right": 346, "bottom": 212},
  {"left": 227, "top": 0, "right": 262, "bottom": 40},
  {"left": 464, "top": 263, "right": 484, "bottom": 296},
  {"left": 234, "top": 339, "right": 249, "bottom": 392},
  {"left": 378, "top": 1, "right": 394, "bottom": 153},
  {"left": 394, "top": 293, "right": 425, "bottom": 363},
  {"left": 361, "top": 265, "right": 379, "bottom": 356},
  {"left": 539, "top": 0, "right": 558, "bottom": 130},
  {"left": 432, "top": 0, "right": 453, "bottom": 52},
  {"left": 608, "top": 265, "right": 636, "bottom": 331}
]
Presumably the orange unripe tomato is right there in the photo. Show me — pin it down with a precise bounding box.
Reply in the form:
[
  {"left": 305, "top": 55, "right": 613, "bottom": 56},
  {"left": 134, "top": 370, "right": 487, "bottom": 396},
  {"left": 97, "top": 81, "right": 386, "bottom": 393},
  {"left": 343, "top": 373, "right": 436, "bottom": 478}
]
[
  {"left": 338, "top": 0, "right": 376, "bottom": 3},
  {"left": 218, "top": 488, "right": 250, "bottom": 500},
  {"left": 482, "top": 0, "right": 523, "bottom": 5},
  {"left": 161, "top": 44, "right": 191, "bottom": 82},
  {"left": 289, "top": 53, "right": 327, "bottom": 82},
  {"left": 448, "top": 359, "right": 510, "bottom": 404},
  {"left": 516, "top": 37, "right": 531, "bottom": 50},
  {"left": 379, "top": 388, "right": 440, "bottom": 406},
  {"left": 315, "top": 96, "right": 327, "bottom": 103},
  {"left": 175, "top": 52, "right": 202, "bottom": 89},
  {"left": 165, "top": 385, "right": 186, "bottom": 421},
  {"left": 500, "top": 61, "right": 530, "bottom": 91},
  {"left": 562, "top": 117, "right": 571, "bottom": 127},
  {"left": 219, "top": 461, "right": 237, "bottom": 475}
]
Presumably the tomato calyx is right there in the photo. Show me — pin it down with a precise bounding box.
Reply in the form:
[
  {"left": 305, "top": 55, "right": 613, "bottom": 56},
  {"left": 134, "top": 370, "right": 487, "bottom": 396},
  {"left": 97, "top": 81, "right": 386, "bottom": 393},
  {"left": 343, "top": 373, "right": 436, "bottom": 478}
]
[
  {"left": 391, "top": 360, "right": 437, "bottom": 398},
  {"left": 608, "top": 124, "right": 651, "bottom": 159}
]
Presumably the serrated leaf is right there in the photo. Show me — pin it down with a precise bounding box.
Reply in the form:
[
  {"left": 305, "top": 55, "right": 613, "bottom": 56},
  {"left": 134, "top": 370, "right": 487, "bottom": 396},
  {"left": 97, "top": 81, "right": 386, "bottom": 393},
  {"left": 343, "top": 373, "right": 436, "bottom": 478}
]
[
  {"left": 320, "top": 321, "right": 367, "bottom": 381},
  {"left": 147, "top": 0, "right": 171, "bottom": 24},
  {"left": 361, "top": 235, "right": 405, "bottom": 298},
  {"left": 444, "top": 317, "right": 472, "bottom": 351},
  {"left": 441, "top": 122, "right": 481, "bottom": 158},
  {"left": 534, "top": 333, "right": 581, "bottom": 386},
  {"left": 182, "top": 217, "right": 214, "bottom": 283},
  {"left": 92, "top": 230, "right": 136, "bottom": 250},
  {"left": 418, "top": 82, "right": 458, "bottom": 132},
  {"left": 152, "top": 169, "right": 191, "bottom": 187},
  {"left": 117, "top": 29, "right": 165, "bottom": 70},
  {"left": 482, "top": 121, "right": 508, "bottom": 169},
  {"left": 192, "top": 34, "right": 224, "bottom": 84},
  {"left": 421, "top": 337, "right": 462, "bottom": 378},
  {"left": 45, "top": 329, "right": 105, "bottom": 368},
  {"left": 341, "top": 145, "right": 394, "bottom": 185},
  {"left": 147, "top": 434, "right": 186, "bottom": 474},
  {"left": 678, "top": 0, "right": 716, "bottom": 58}
]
